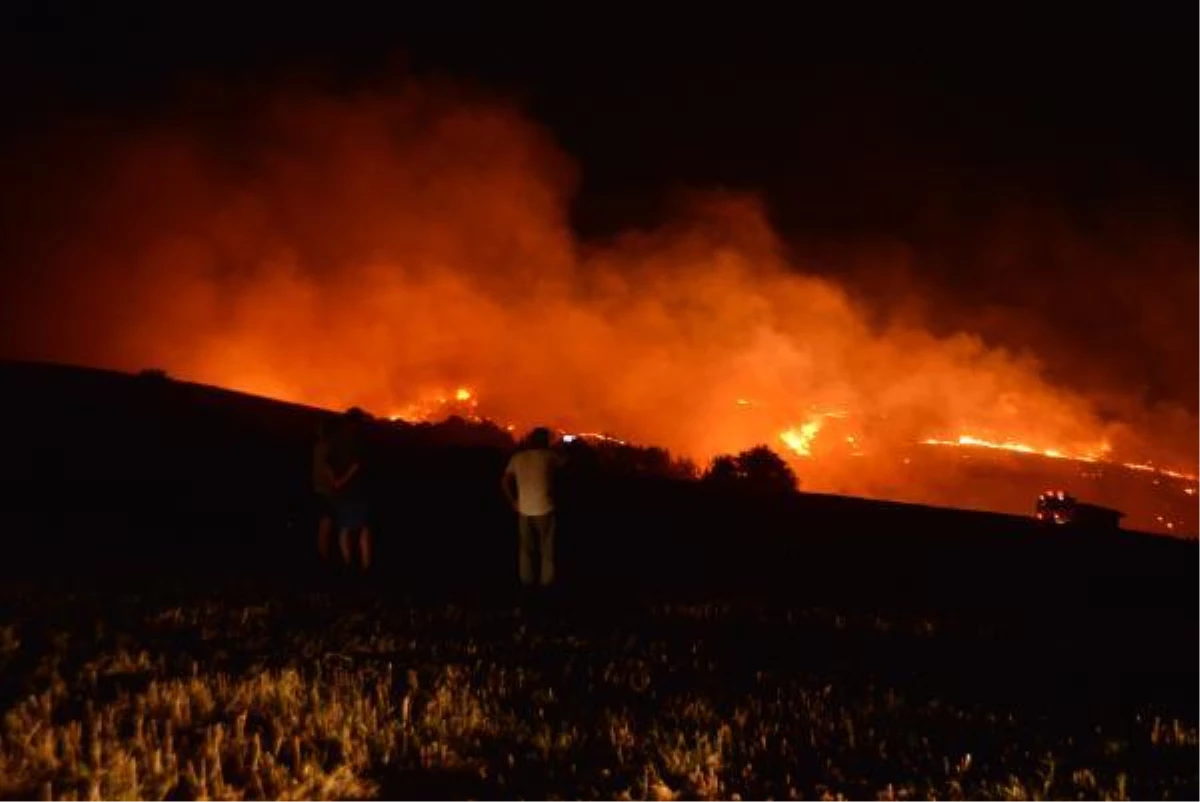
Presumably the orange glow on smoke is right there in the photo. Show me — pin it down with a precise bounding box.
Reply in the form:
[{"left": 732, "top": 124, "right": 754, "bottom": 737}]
[{"left": 1, "top": 79, "right": 1195, "bottom": 534}]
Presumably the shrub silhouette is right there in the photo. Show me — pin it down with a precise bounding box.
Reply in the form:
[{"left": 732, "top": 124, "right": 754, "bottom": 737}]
[
  {"left": 703, "top": 445, "right": 798, "bottom": 494},
  {"left": 555, "top": 438, "right": 699, "bottom": 482}
]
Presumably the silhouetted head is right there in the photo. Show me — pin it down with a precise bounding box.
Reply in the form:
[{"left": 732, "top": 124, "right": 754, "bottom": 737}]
[
  {"left": 528, "top": 426, "right": 552, "bottom": 449},
  {"left": 344, "top": 407, "right": 367, "bottom": 424}
]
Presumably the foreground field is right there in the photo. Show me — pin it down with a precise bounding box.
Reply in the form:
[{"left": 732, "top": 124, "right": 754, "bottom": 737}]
[{"left": 0, "top": 577, "right": 1195, "bottom": 800}]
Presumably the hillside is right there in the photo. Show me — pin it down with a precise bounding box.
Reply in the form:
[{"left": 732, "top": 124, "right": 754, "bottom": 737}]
[{"left": 0, "top": 359, "right": 1193, "bottom": 607}]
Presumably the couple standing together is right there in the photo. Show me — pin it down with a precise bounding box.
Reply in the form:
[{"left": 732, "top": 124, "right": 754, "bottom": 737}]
[{"left": 314, "top": 409, "right": 372, "bottom": 571}]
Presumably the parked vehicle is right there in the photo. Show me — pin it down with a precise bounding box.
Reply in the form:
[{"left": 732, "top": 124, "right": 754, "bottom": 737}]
[{"left": 1035, "top": 489, "right": 1125, "bottom": 529}]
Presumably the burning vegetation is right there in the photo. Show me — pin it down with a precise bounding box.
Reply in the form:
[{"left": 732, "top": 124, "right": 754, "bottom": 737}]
[
  {"left": 0, "top": 79, "right": 1194, "bottom": 535},
  {"left": 375, "top": 384, "right": 1197, "bottom": 535}
]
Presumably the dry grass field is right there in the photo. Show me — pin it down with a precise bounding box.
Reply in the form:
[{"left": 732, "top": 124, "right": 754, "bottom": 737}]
[{"left": 1, "top": 578, "right": 1194, "bottom": 800}]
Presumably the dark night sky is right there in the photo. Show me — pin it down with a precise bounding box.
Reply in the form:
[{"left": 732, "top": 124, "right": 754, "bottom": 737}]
[
  {"left": 2, "top": 2, "right": 1193, "bottom": 234},
  {"left": 0, "top": 2, "right": 1196, "bottom": 411}
]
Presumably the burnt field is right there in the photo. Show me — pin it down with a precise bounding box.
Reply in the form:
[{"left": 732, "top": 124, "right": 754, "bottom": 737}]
[{"left": 0, "top": 360, "right": 1197, "bottom": 799}]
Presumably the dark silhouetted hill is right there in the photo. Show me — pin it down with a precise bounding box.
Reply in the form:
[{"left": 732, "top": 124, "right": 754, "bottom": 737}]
[{"left": 0, "top": 359, "right": 1194, "bottom": 618}]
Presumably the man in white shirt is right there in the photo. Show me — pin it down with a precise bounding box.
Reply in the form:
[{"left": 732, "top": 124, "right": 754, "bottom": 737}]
[{"left": 502, "top": 427, "right": 566, "bottom": 588}]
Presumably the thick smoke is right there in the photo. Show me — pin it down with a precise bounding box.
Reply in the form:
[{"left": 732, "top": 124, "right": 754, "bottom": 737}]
[{"left": 0, "top": 79, "right": 1195, "bottom": 518}]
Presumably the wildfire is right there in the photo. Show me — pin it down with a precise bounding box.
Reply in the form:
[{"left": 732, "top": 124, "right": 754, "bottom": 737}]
[
  {"left": 1121, "top": 462, "right": 1199, "bottom": 482},
  {"left": 556, "top": 429, "right": 625, "bottom": 445},
  {"left": 919, "top": 434, "right": 1109, "bottom": 463},
  {"left": 388, "top": 386, "right": 480, "bottom": 424},
  {"left": 779, "top": 419, "right": 824, "bottom": 458},
  {"left": 3, "top": 78, "right": 1194, "bottom": 538},
  {"left": 388, "top": 387, "right": 1198, "bottom": 493},
  {"left": 777, "top": 408, "right": 852, "bottom": 458},
  {"left": 920, "top": 434, "right": 1198, "bottom": 482}
]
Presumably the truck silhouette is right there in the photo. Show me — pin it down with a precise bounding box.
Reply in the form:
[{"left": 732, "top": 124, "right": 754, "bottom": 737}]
[{"left": 1035, "top": 489, "right": 1125, "bottom": 530}]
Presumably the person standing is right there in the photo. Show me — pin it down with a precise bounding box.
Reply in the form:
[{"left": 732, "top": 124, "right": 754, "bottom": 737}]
[
  {"left": 312, "top": 419, "right": 337, "bottom": 563},
  {"left": 328, "top": 408, "right": 372, "bottom": 571},
  {"left": 501, "top": 427, "right": 566, "bottom": 589}
]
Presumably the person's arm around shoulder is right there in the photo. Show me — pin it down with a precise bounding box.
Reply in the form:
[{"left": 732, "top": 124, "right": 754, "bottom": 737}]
[
  {"left": 330, "top": 432, "right": 363, "bottom": 491},
  {"left": 322, "top": 443, "right": 344, "bottom": 487},
  {"left": 333, "top": 461, "right": 359, "bottom": 490}
]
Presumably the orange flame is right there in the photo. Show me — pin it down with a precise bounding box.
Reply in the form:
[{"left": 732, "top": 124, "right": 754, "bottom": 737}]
[{"left": 778, "top": 416, "right": 827, "bottom": 458}]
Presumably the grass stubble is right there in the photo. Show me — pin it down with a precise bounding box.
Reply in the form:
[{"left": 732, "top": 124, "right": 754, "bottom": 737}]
[{"left": 0, "top": 586, "right": 1195, "bottom": 800}]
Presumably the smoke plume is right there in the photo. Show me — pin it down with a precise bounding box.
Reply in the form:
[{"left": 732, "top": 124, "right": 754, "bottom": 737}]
[{"left": 1, "top": 78, "right": 1195, "bottom": 525}]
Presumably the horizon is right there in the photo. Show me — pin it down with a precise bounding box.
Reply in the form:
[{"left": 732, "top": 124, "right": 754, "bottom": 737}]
[{"left": 6, "top": 356, "right": 1195, "bottom": 539}]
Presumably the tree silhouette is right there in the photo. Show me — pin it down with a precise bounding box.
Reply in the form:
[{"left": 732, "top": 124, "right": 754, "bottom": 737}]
[
  {"left": 736, "top": 445, "right": 798, "bottom": 493},
  {"left": 703, "top": 454, "right": 741, "bottom": 486},
  {"left": 703, "top": 445, "right": 798, "bottom": 493},
  {"left": 566, "top": 440, "right": 700, "bottom": 482}
]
